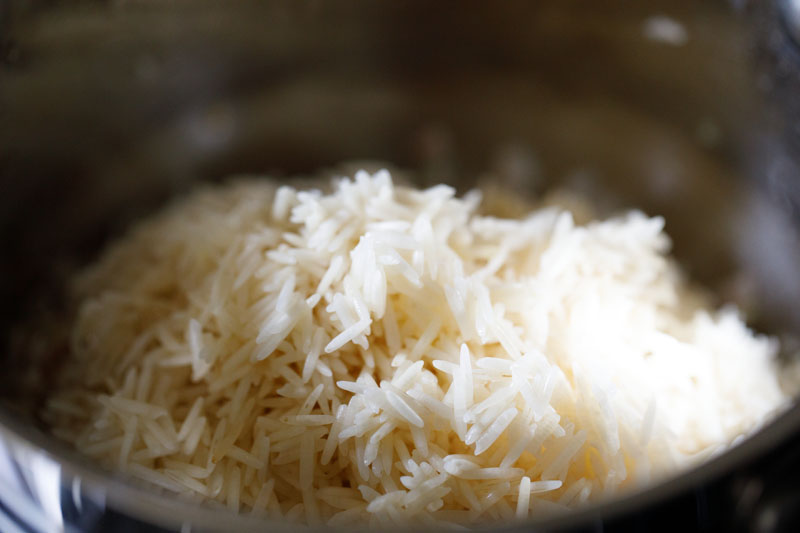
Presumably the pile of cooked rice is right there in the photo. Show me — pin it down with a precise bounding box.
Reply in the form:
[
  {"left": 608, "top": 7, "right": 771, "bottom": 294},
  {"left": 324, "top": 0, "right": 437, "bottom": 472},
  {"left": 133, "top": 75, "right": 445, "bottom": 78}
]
[{"left": 44, "top": 169, "right": 789, "bottom": 527}]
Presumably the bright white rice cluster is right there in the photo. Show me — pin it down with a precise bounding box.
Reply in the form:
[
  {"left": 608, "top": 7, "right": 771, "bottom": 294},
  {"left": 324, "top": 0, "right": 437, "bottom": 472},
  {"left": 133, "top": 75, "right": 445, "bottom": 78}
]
[{"left": 45, "top": 169, "right": 787, "bottom": 527}]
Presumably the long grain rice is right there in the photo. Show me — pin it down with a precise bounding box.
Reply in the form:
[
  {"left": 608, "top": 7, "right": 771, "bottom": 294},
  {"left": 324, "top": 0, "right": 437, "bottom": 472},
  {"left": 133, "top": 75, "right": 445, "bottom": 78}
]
[{"left": 42, "top": 169, "right": 793, "bottom": 527}]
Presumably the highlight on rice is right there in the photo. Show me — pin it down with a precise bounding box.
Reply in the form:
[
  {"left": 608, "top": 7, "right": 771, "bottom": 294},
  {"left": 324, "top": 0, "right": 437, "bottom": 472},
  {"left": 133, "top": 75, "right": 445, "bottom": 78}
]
[{"left": 43, "top": 169, "right": 791, "bottom": 527}]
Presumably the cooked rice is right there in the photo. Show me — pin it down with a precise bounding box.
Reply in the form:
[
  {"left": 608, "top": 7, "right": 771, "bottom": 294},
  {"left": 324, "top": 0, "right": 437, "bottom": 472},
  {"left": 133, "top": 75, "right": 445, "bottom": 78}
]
[{"left": 43, "top": 169, "right": 789, "bottom": 527}]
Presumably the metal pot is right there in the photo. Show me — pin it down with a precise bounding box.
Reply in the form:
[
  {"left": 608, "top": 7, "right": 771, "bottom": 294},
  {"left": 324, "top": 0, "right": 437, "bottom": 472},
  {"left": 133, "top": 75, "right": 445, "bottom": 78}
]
[{"left": 2, "top": 1, "right": 800, "bottom": 531}]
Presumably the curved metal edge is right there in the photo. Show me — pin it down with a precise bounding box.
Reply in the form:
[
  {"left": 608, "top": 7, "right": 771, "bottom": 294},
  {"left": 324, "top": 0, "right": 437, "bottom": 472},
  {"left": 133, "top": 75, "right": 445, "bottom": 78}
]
[{"left": 1, "top": 399, "right": 800, "bottom": 532}]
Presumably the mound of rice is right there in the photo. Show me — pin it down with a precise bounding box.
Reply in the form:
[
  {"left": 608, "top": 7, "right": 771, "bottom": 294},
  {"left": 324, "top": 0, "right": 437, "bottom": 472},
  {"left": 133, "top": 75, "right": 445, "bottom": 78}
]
[{"left": 44, "top": 169, "right": 788, "bottom": 527}]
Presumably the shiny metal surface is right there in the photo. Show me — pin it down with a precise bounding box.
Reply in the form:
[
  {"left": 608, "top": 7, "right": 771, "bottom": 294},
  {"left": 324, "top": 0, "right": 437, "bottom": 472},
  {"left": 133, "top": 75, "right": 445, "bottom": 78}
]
[
  {"left": 782, "top": 0, "right": 800, "bottom": 46},
  {"left": 2, "top": 0, "right": 800, "bottom": 531}
]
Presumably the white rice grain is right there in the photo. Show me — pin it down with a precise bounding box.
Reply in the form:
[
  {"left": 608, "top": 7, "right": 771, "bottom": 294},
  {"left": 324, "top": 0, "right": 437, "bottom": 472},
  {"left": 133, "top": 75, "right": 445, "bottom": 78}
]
[{"left": 44, "top": 170, "right": 792, "bottom": 528}]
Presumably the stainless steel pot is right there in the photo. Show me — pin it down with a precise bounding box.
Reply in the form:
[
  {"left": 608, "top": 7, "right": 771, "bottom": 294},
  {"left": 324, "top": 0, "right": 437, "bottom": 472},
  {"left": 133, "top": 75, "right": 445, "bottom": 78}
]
[{"left": 2, "top": 1, "right": 800, "bottom": 531}]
